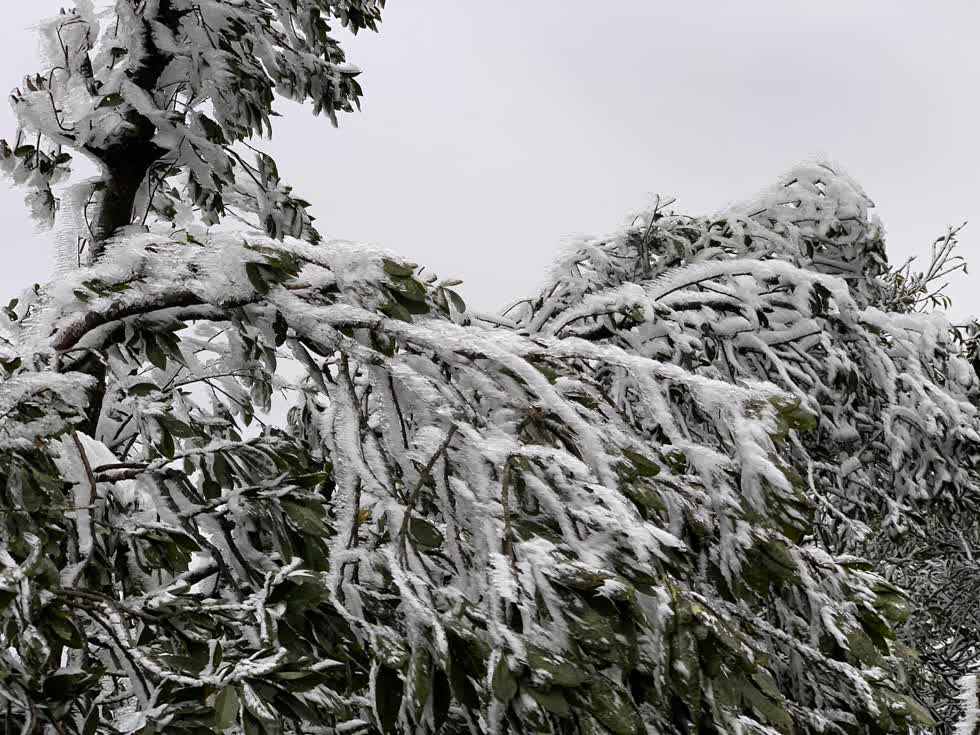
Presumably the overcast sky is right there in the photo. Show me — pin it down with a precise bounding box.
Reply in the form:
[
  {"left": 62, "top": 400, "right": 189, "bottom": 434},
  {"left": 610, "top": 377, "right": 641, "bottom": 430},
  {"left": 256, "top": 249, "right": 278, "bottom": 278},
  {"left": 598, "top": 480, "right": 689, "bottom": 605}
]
[{"left": 0, "top": 1, "right": 977, "bottom": 315}]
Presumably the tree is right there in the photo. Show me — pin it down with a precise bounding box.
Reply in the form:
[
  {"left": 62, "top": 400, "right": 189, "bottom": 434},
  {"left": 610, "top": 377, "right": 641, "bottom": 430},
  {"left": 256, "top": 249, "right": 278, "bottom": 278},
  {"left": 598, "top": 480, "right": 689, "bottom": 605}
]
[
  {"left": 509, "top": 161, "right": 980, "bottom": 733},
  {"left": 1, "top": 0, "right": 383, "bottom": 263},
  {"left": 0, "top": 4, "right": 938, "bottom": 735}
]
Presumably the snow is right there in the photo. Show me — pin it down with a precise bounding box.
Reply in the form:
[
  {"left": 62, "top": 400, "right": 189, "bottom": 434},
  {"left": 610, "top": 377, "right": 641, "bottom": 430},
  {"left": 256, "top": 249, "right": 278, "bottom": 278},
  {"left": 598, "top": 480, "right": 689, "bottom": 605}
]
[
  {"left": 0, "top": 3, "right": 971, "bottom": 724},
  {"left": 957, "top": 674, "right": 979, "bottom": 735}
]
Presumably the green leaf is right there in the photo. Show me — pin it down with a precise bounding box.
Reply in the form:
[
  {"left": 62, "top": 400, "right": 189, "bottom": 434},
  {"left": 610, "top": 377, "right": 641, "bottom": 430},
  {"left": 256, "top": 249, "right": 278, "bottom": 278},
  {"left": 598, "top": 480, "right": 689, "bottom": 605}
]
[
  {"left": 532, "top": 362, "right": 561, "bottom": 384},
  {"left": 211, "top": 641, "right": 224, "bottom": 671},
  {"left": 387, "top": 275, "right": 428, "bottom": 304},
  {"left": 754, "top": 539, "right": 799, "bottom": 586},
  {"left": 622, "top": 449, "right": 660, "bottom": 478},
  {"left": 270, "top": 670, "right": 329, "bottom": 692},
  {"left": 846, "top": 625, "right": 881, "bottom": 666},
  {"left": 432, "top": 669, "right": 451, "bottom": 731},
  {"left": 269, "top": 577, "right": 327, "bottom": 611},
  {"left": 750, "top": 668, "right": 780, "bottom": 700},
  {"left": 159, "top": 414, "right": 196, "bottom": 438},
  {"left": 197, "top": 113, "right": 227, "bottom": 144},
  {"left": 242, "top": 681, "right": 277, "bottom": 722},
  {"left": 96, "top": 93, "right": 125, "bottom": 108},
  {"left": 446, "top": 636, "right": 480, "bottom": 710},
  {"left": 769, "top": 397, "right": 818, "bottom": 438},
  {"left": 144, "top": 334, "right": 168, "bottom": 371},
  {"left": 412, "top": 648, "right": 434, "bottom": 716},
  {"left": 511, "top": 519, "right": 564, "bottom": 545},
  {"left": 513, "top": 692, "right": 550, "bottom": 730},
  {"left": 409, "top": 517, "right": 444, "bottom": 548},
  {"left": 214, "top": 686, "right": 240, "bottom": 731},
  {"left": 171, "top": 531, "right": 201, "bottom": 553},
  {"left": 82, "top": 707, "right": 99, "bottom": 735},
  {"left": 567, "top": 597, "right": 617, "bottom": 654},
  {"left": 527, "top": 646, "right": 588, "bottom": 688},
  {"left": 669, "top": 620, "right": 701, "bottom": 714},
  {"left": 873, "top": 590, "right": 910, "bottom": 626},
  {"left": 273, "top": 310, "right": 288, "bottom": 346},
  {"left": 550, "top": 562, "right": 609, "bottom": 592},
  {"left": 282, "top": 500, "right": 329, "bottom": 536},
  {"left": 0, "top": 590, "right": 17, "bottom": 613},
  {"left": 158, "top": 428, "right": 176, "bottom": 460},
  {"left": 129, "top": 382, "right": 158, "bottom": 396},
  {"left": 16, "top": 403, "right": 45, "bottom": 421},
  {"left": 580, "top": 714, "right": 615, "bottom": 735},
  {"left": 528, "top": 686, "right": 572, "bottom": 717},
  {"left": 740, "top": 677, "right": 794, "bottom": 734},
  {"left": 49, "top": 613, "right": 84, "bottom": 649},
  {"left": 711, "top": 671, "right": 742, "bottom": 713},
  {"left": 241, "top": 710, "right": 263, "bottom": 735},
  {"left": 491, "top": 654, "right": 518, "bottom": 703},
  {"left": 446, "top": 289, "right": 466, "bottom": 314},
  {"left": 587, "top": 676, "right": 642, "bottom": 735},
  {"left": 380, "top": 300, "right": 413, "bottom": 323},
  {"left": 291, "top": 470, "right": 331, "bottom": 489},
  {"left": 20, "top": 473, "right": 44, "bottom": 513},
  {"left": 619, "top": 479, "right": 666, "bottom": 515},
  {"left": 375, "top": 665, "right": 404, "bottom": 734},
  {"left": 245, "top": 263, "right": 270, "bottom": 295},
  {"left": 42, "top": 671, "right": 92, "bottom": 699},
  {"left": 157, "top": 330, "right": 184, "bottom": 360},
  {"left": 881, "top": 688, "right": 936, "bottom": 729},
  {"left": 663, "top": 449, "right": 688, "bottom": 474},
  {"left": 382, "top": 258, "right": 416, "bottom": 277},
  {"left": 270, "top": 687, "right": 318, "bottom": 723}
]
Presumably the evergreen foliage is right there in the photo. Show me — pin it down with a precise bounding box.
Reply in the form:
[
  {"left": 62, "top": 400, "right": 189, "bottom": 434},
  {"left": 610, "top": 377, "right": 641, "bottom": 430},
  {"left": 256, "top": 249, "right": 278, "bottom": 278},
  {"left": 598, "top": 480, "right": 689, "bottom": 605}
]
[
  {"left": 509, "top": 163, "right": 980, "bottom": 733},
  {"left": 0, "top": 3, "right": 974, "bottom": 734},
  {"left": 2, "top": 0, "right": 383, "bottom": 263}
]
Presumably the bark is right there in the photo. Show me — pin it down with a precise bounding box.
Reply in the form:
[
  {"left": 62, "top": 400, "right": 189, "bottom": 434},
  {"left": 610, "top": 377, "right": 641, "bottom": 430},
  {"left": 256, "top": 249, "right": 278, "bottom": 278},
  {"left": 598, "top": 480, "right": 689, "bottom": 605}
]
[
  {"left": 87, "top": 0, "right": 180, "bottom": 262},
  {"left": 78, "top": 1, "right": 182, "bottom": 435}
]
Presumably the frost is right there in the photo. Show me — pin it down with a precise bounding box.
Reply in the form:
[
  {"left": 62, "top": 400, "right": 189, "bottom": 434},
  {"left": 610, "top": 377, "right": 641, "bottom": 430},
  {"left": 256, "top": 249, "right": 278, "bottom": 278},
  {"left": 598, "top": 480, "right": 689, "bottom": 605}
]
[
  {"left": 0, "top": 0, "right": 967, "bottom": 730},
  {"left": 957, "top": 674, "right": 979, "bottom": 735}
]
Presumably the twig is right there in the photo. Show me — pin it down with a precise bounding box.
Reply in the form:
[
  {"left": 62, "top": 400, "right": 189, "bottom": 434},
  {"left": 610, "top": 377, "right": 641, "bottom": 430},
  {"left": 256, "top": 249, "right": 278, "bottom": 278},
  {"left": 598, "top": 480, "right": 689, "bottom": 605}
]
[
  {"left": 398, "top": 424, "right": 458, "bottom": 561},
  {"left": 69, "top": 431, "right": 99, "bottom": 586}
]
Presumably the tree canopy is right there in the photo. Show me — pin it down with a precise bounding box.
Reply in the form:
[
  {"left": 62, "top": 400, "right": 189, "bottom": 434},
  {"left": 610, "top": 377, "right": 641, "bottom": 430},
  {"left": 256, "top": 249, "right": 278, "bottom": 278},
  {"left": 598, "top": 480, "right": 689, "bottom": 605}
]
[
  {"left": 0, "top": 2, "right": 976, "bottom": 735},
  {"left": 509, "top": 163, "right": 980, "bottom": 732},
  {"left": 2, "top": 0, "right": 384, "bottom": 262}
]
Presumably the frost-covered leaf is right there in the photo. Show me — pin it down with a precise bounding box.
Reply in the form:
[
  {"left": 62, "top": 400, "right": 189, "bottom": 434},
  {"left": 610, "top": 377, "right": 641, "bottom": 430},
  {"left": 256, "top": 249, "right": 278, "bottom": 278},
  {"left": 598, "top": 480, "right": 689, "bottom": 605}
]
[{"left": 214, "top": 686, "right": 240, "bottom": 731}]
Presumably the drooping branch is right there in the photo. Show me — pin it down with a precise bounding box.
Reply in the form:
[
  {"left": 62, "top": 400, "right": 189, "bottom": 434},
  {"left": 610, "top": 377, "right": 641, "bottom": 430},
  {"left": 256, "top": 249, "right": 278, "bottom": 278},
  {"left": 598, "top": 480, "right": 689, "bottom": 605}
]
[{"left": 52, "top": 290, "right": 253, "bottom": 354}]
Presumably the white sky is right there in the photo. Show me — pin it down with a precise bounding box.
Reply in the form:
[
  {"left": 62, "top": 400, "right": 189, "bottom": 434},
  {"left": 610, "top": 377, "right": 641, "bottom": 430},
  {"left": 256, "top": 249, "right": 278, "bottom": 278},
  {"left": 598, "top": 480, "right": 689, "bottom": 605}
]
[{"left": 0, "top": 1, "right": 977, "bottom": 315}]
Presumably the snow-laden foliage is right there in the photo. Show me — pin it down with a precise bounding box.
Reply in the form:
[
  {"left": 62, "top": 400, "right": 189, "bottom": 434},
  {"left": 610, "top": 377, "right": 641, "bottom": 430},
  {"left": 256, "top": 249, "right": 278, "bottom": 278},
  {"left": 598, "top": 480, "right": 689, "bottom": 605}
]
[
  {"left": 1, "top": 0, "right": 384, "bottom": 261},
  {"left": 0, "top": 224, "right": 931, "bottom": 734},
  {"left": 510, "top": 161, "right": 980, "bottom": 732},
  {"left": 0, "top": 1, "right": 956, "bottom": 733},
  {"left": 957, "top": 673, "right": 980, "bottom": 735},
  {"left": 513, "top": 161, "right": 980, "bottom": 543}
]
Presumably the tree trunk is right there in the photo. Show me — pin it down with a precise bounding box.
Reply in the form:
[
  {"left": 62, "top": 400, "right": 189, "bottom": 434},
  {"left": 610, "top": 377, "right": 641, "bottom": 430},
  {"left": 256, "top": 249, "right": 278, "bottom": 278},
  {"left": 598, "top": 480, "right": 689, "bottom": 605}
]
[
  {"left": 78, "top": 1, "right": 180, "bottom": 436},
  {"left": 86, "top": 0, "right": 179, "bottom": 261},
  {"left": 88, "top": 135, "right": 164, "bottom": 259}
]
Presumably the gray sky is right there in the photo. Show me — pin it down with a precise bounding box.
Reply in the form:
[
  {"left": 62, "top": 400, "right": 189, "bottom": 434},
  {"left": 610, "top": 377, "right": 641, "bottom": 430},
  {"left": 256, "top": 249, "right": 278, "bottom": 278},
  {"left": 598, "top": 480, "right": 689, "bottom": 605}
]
[{"left": 1, "top": 1, "right": 977, "bottom": 315}]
